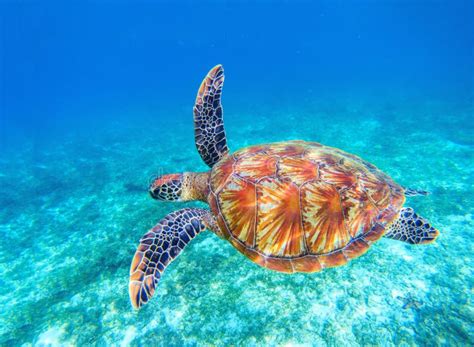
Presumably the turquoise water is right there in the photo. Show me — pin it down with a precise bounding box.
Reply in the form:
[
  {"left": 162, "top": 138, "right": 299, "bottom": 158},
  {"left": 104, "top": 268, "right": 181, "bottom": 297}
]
[
  {"left": 1, "top": 1, "right": 473, "bottom": 346},
  {"left": 1, "top": 93, "right": 473, "bottom": 345}
]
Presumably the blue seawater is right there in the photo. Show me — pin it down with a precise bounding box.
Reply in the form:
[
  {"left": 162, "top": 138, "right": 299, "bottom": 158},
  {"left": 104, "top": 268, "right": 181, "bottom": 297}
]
[{"left": 1, "top": 1, "right": 473, "bottom": 345}]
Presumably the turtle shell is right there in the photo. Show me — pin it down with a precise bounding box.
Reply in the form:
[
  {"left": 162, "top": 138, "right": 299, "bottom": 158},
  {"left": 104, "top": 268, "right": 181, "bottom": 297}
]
[{"left": 208, "top": 140, "right": 405, "bottom": 273}]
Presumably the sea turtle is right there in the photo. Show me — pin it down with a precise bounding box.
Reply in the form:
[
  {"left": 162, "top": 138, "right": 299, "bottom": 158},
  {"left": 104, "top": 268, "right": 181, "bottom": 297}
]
[{"left": 129, "top": 65, "right": 440, "bottom": 309}]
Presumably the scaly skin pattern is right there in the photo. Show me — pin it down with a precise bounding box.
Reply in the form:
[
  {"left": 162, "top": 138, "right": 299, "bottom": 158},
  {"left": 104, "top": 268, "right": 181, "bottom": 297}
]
[
  {"left": 129, "top": 208, "right": 209, "bottom": 309},
  {"left": 150, "top": 174, "right": 183, "bottom": 201},
  {"left": 193, "top": 65, "right": 229, "bottom": 167},
  {"left": 208, "top": 140, "right": 406, "bottom": 273},
  {"left": 385, "top": 207, "right": 439, "bottom": 244}
]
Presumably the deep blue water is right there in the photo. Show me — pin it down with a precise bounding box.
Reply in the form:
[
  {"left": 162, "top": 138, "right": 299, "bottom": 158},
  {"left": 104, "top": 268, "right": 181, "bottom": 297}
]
[{"left": 1, "top": 1, "right": 473, "bottom": 345}]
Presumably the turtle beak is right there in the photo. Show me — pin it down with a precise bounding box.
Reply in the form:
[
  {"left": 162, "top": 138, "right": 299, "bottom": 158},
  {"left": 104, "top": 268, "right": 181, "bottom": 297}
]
[
  {"left": 148, "top": 174, "right": 183, "bottom": 201},
  {"left": 149, "top": 187, "right": 159, "bottom": 199},
  {"left": 148, "top": 179, "right": 160, "bottom": 199}
]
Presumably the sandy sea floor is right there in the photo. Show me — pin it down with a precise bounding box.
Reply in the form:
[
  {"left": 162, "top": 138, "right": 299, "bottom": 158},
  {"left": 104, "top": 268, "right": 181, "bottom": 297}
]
[{"left": 1, "top": 95, "right": 473, "bottom": 346}]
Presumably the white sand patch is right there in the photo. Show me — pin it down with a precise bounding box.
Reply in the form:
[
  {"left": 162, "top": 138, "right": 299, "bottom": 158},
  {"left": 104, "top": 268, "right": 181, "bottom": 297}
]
[
  {"left": 446, "top": 214, "right": 472, "bottom": 223},
  {"left": 412, "top": 279, "right": 427, "bottom": 291},
  {"left": 120, "top": 326, "right": 137, "bottom": 347},
  {"left": 354, "top": 304, "right": 368, "bottom": 318},
  {"left": 34, "top": 326, "right": 66, "bottom": 347},
  {"left": 282, "top": 342, "right": 313, "bottom": 347},
  {"left": 225, "top": 312, "right": 243, "bottom": 334},
  {"left": 391, "top": 289, "right": 404, "bottom": 299},
  {"left": 163, "top": 306, "right": 185, "bottom": 329},
  {"left": 310, "top": 302, "right": 334, "bottom": 320}
]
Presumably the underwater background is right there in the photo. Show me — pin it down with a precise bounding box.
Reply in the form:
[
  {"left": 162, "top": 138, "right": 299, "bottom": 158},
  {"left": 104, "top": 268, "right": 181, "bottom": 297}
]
[{"left": 1, "top": 1, "right": 473, "bottom": 346}]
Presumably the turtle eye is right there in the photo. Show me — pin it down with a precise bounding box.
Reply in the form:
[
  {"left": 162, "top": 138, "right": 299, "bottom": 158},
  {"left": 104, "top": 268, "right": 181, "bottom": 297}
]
[{"left": 149, "top": 174, "right": 183, "bottom": 201}]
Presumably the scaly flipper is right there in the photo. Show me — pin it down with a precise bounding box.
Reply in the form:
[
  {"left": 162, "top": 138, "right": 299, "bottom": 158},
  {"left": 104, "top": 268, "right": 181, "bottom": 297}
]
[
  {"left": 129, "top": 208, "right": 214, "bottom": 309},
  {"left": 193, "top": 64, "right": 229, "bottom": 167},
  {"left": 403, "top": 187, "right": 430, "bottom": 197},
  {"left": 384, "top": 207, "right": 439, "bottom": 244}
]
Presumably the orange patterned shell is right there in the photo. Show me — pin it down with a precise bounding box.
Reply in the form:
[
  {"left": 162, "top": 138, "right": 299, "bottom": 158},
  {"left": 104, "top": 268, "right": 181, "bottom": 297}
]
[{"left": 208, "top": 140, "right": 405, "bottom": 273}]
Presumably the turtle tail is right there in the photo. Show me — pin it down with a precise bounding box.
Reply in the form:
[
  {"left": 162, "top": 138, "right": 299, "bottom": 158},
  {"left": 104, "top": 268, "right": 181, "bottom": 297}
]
[{"left": 403, "top": 187, "right": 430, "bottom": 197}]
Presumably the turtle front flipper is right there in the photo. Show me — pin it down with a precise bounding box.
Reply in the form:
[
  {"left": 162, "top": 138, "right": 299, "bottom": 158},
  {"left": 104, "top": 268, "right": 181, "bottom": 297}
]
[
  {"left": 129, "top": 208, "right": 212, "bottom": 309},
  {"left": 384, "top": 207, "right": 439, "bottom": 244},
  {"left": 193, "top": 64, "right": 229, "bottom": 167}
]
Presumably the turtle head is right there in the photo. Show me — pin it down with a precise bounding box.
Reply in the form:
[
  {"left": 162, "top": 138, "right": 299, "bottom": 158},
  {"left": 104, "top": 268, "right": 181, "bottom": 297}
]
[
  {"left": 149, "top": 173, "right": 184, "bottom": 201},
  {"left": 149, "top": 172, "right": 210, "bottom": 202}
]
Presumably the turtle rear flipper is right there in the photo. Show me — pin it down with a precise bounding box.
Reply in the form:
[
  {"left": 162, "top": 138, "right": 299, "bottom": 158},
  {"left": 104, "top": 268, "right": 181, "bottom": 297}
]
[
  {"left": 129, "top": 208, "right": 212, "bottom": 309},
  {"left": 193, "top": 64, "right": 229, "bottom": 167},
  {"left": 384, "top": 207, "right": 439, "bottom": 244},
  {"left": 403, "top": 187, "right": 430, "bottom": 197}
]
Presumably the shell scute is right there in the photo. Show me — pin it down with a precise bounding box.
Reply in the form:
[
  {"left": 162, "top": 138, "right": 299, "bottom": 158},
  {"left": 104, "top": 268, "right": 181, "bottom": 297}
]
[
  {"left": 234, "top": 152, "right": 277, "bottom": 182},
  {"left": 343, "top": 238, "right": 371, "bottom": 259},
  {"left": 278, "top": 156, "right": 319, "bottom": 185},
  {"left": 319, "top": 162, "right": 359, "bottom": 191},
  {"left": 210, "top": 155, "right": 235, "bottom": 193},
  {"left": 341, "top": 185, "right": 380, "bottom": 238},
  {"left": 218, "top": 176, "right": 256, "bottom": 246},
  {"left": 301, "top": 181, "right": 350, "bottom": 254},
  {"left": 362, "top": 223, "right": 386, "bottom": 243},
  {"left": 256, "top": 177, "right": 305, "bottom": 257},
  {"left": 292, "top": 256, "right": 323, "bottom": 273},
  {"left": 264, "top": 256, "right": 295, "bottom": 273},
  {"left": 358, "top": 172, "right": 392, "bottom": 209},
  {"left": 319, "top": 250, "right": 348, "bottom": 268},
  {"left": 233, "top": 145, "right": 268, "bottom": 158},
  {"left": 265, "top": 142, "right": 307, "bottom": 157},
  {"left": 305, "top": 149, "right": 341, "bottom": 166}
]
